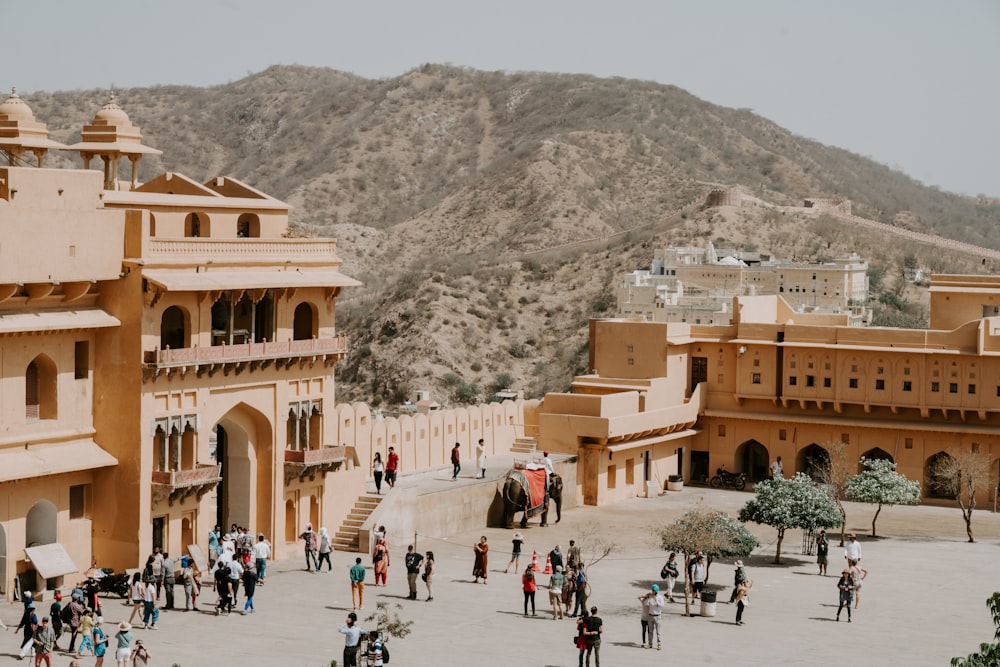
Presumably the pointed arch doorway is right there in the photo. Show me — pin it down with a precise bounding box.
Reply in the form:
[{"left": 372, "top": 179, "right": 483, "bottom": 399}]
[{"left": 213, "top": 404, "right": 274, "bottom": 537}]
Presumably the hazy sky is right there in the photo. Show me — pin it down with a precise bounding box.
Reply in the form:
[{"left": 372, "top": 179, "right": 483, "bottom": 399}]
[{"left": 5, "top": 0, "right": 998, "bottom": 196}]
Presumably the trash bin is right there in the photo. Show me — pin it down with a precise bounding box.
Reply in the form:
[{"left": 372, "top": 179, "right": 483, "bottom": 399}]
[
  {"left": 667, "top": 475, "right": 684, "bottom": 492},
  {"left": 700, "top": 590, "right": 717, "bottom": 617}
]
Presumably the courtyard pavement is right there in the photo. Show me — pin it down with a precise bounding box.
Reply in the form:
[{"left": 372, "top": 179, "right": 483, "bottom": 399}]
[{"left": 2, "top": 471, "right": 998, "bottom": 666}]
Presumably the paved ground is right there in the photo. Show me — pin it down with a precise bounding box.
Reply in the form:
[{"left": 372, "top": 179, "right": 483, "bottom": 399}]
[{"left": 2, "top": 473, "right": 998, "bottom": 667}]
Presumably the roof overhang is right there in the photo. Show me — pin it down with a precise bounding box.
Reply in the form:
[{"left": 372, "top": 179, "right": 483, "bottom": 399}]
[
  {"left": 598, "top": 428, "right": 699, "bottom": 453},
  {"left": 24, "top": 543, "right": 78, "bottom": 579},
  {"left": 0, "top": 308, "right": 120, "bottom": 335},
  {"left": 143, "top": 269, "right": 361, "bottom": 292},
  {"left": 0, "top": 438, "right": 118, "bottom": 483}
]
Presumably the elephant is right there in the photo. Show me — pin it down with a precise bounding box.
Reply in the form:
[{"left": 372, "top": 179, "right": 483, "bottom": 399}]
[{"left": 501, "top": 471, "right": 563, "bottom": 529}]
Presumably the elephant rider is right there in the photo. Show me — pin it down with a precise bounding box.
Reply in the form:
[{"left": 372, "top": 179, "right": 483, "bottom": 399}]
[{"left": 542, "top": 451, "right": 555, "bottom": 491}]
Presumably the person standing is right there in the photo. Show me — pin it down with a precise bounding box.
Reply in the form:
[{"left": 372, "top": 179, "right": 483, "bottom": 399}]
[
  {"left": 404, "top": 545, "right": 424, "bottom": 600},
  {"left": 208, "top": 526, "right": 221, "bottom": 567},
  {"left": 181, "top": 559, "right": 200, "bottom": 611},
  {"left": 32, "top": 616, "right": 56, "bottom": 667},
  {"left": 317, "top": 527, "right": 334, "bottom": 572},
  {"left": 473, "top": 536, "right": 489, "bottom": 584},
  {"left": 850, "top": 559, "right": 868, "bottom": 609},
  {"left": 816, "top": 530, "right": 830, "bottom": 575},
  {"left": 48, "top": 594, "right": 63, "bottom": 652},
  {"left": 161, "top": 552, "right": 176, "bottom": 610},
  {"left": 451, "top": 443, "right": 461, "bottom": 480},
  {"left": 423, "top": 551, "right": 435, "bottom": 601},
  {"left": 92, "top": 619, "right": 108, "bottom": 667},
  {"left": 566, "top": 540, "right": 581, "bottom": 571},
  {"left": 522, "top": 568, "right": 537, "bottom": 616},
  {"left": 662, "top": 552, "right": 680, "bottom": 602},
  {"left": 366, "top": 630, "right": 384, "bottom": 667},
  {"left": 372, "top": 452, "right": 385, "bottom": 494},
  {"left": 548, "top": 565, "right": 567, "bottom": 619},
  {"left": 836, "top": 568, "right": 855, "bottom": 621},
  {"left": 372, "top": 538, "right": 390, "bottom": 586},
  {"left": 504, "top": 532, "right": 524, "bottom": 573},
  {"left": 299, "top": 523, "right": 320, "bottom": 572},
  {"left": 845, "top": 534, "right": 862, "bottom": 563},
  {"left": 770, "top": 456, "right": 783, "bottom": 479},
  {"left": 350, "top": 557, "right": 367, "bottom": 610},
  {"left": 228, "top": 557, "right": 243, "bottom": 607},
  {"left": 150, "top": 548, "right": 164, "bottom": 600},
  {"left": 549, "top": 545, "right": 564, "bottom": 572},
  {"left": 637, "top": 588, "right": 651, "bottom": 648},
  {"left": 242, "top": 565, "right": 259, "bottom": 614},
  {"left": 113, "top": 621, "right": 132, "bottom": 667},
  {"left": 385, "top": 446, "right": 399, "bottom": 489},
  {"left": 338, "top": 612, "right": 366, "bottom": 667},
  {"left": 642, "top": 584, "right": 665, "bottom": 649},
  {"left": 475, "top": 438, "right": 487, "bottom": 478},
  {"left": 691, "top": 555, "right": 707, "bottom": 599},
  {"left": 734, "top": 578, "right": 752, "bottom": 626},
  {"left": 729, "top": 560, "right": 748, "bottom": 603},
  {"left": 583, "top": 606, "right": 603, "bottom": 667},
  {"left": 572, "top": 566, "right": 588, "bottom": 617},
  {"left": 575, "top": 610, "right": 590, "bottom": 667},
  {"left": 253, "top": 533, "right": 272, "bottom": 583}
]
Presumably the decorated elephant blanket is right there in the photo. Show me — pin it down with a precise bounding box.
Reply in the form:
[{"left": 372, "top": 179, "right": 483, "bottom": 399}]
[{"left": 510, "top": 468, "right": 548, "bottom": 517}]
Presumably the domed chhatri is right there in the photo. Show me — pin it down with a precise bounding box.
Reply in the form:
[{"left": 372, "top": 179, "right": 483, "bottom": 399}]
[
  {"left": 64, "top": 90, "right": 161, "bottom": 190},
  {"left": 0, "top": 87, "right": 67, "bottom": 167}
]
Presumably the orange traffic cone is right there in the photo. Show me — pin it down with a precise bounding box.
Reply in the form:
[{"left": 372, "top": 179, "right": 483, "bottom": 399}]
[
  {"left": 531, "top": 550, "right": 539, "bottom": 572},
  {"left": 543, "top": 552, "right": 553, "bottom": 574}
]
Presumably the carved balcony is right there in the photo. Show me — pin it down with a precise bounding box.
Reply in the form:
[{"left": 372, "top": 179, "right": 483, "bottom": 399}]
[
  {"left": 284, "top": 445, "right": 346, "bottom": 485},
  {"left": 151, "top": 463, "right": 222, "bottom": 507},
  {"left": 143, "top": 336, "right": 348, "bottom": 381}
]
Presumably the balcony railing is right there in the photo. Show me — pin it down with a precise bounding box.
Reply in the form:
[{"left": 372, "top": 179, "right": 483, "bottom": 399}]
[
  {"left": 144, "top": 336, "right": 348, "bottom": 371},
  {"left": 143, "top": 238, "right": 339, "bottom": 264},
  {"left": 151, "top": 463, "right": 221, "bottom": 507},
  {"left": 284, "top": 445, "right": 346, "bottom": 485}
]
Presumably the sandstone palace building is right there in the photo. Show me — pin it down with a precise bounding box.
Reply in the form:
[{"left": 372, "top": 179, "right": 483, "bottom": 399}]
[{"left": 2, "top": 87, "right": 997, "bottom": 601}]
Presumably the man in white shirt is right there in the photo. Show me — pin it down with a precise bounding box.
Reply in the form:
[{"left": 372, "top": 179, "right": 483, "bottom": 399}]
[
  {"left": 253, "top": 534, "right": 272, "bottom": 583},
  {"left": 338, "top": 612, "right": 366, "bottom": 667},
  {"left": 770, "top": 456, "right": 783, "bottom": 479},
  {"left": 844, "top": 534, "right": 862, "bottom": 562},
  {"left": 642, "top": 584, "right": 665, "bottom": 650}
]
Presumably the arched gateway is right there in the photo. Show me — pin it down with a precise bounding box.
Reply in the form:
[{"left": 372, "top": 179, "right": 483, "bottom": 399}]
[{"left": 214, "top": 403, "right": 274, "bottom": 536}]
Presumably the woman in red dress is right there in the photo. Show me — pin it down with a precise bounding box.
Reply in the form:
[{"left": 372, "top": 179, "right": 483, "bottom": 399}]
[{"left": 473, "top": 536, "right": 489, "bottom": 584}]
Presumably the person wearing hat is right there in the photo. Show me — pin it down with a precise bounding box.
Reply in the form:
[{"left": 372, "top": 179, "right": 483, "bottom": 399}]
[
  {"left": 641, "top": 584, "right": 665, "bottom": 649},
  {"left": 32, "top": 615, "right": 56, "bottom": 665},
  {"left": 729, "top": 560, "right": 748, "bottom": 603},
  {"left": 734, "top": 575, "right": 752, "bottom": 626},
  {"left": 16, "top": 602, "right": 38, "bottom": 659},
  {"left": 548, "top": 564, "right": 567, "bottom": 619},
  {"left": 49, "top": 593, "right": 64, "bottom": 651},
  {"left": 504, "top": 532, "right": 524, "bottom": 574},
  {"left": 114, "top": 622, "right": 134, "bottom": 667},
  {"left": 836, "top": 568, "right": 855, "bottom": 622}
]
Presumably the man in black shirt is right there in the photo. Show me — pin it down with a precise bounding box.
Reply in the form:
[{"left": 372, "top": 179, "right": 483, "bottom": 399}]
[
  {"left": 584, "top": 605, "right": 603, "bottom": 667},
  {"left": 404, "top": 546, "right": 424, "bottom": 600}
]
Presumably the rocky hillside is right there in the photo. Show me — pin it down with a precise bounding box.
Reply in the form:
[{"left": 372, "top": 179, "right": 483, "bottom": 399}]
[{"left": 22, "top": 65, "right": 1000, "bottom": 405}]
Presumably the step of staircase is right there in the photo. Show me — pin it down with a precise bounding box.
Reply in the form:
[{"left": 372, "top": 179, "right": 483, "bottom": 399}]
[
  {"left": 511, "top": 437, "right": 538, "bottom": 454},
  {"left": 333, "top": 492, "right": 384, "bottom": 552}
]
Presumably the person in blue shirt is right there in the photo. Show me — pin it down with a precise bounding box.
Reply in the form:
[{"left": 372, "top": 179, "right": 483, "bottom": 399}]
[{"left": 338, "top": 612, "right": 366, "bottom": 667}]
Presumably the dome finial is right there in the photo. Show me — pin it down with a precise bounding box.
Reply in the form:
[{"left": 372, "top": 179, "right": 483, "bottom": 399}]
[{"left": 10, "top": 86, "right": 17, "bottom": 98}]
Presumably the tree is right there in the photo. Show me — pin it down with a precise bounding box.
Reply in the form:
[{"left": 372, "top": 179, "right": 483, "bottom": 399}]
[
  {"left": 738, "top": 473, "right": 843, "bottom": 564},
  {"left": 952, "top": 593, "right": 1000, "bottom": 666},
  {"left": 812, "top": 440, "right": 852, "bottom": 546},
  {"left": 658, "top": 505, "right": 759, "bottom": 616},
  {"left": 931, "top": 448, "right": 992, "bottom": 543},
  {"left": 364, "top": 602, "right": 413, "bottom": 642},
  {"left": 845, "top": 458, "right": 920, "bottom": 537}
]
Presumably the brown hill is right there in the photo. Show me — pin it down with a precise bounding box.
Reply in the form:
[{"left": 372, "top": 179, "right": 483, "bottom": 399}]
[{"left": 22, "top": 65, "right": 1000, "bottom": 405}]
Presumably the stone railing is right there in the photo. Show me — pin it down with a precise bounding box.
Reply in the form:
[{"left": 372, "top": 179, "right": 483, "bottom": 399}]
[
  {"left": 144, "top": 337, "right": 348, "bottom": 368},
  {"left": 143, "top": 238, "right": 339, "bottom": 263}
]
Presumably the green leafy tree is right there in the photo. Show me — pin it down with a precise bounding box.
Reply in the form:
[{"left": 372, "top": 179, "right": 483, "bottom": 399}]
[
  {"left": 952, "top": 593, "right": 1000, "bottom": 666},
  {"left": 738, "top": 473, "right": 843, "bottom": 564},
  {"left": 658, "top": 504, "right": 759, "bottom": 616},
  {"left": 845, "top": 458, "right": 920, "bottom": 537}
]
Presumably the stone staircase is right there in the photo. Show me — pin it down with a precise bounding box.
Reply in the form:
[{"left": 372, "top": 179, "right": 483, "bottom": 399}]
[
  {"left": 511, "top": 437, "right": 538, "bottom": 454},
  {"left": 332, "top": 492, "right": 383, "bottom": 552}
]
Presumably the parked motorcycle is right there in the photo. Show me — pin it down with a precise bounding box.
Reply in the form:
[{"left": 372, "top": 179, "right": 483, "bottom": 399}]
[{"left": 709, "top": 466, "right": 747, "bottom": 491}]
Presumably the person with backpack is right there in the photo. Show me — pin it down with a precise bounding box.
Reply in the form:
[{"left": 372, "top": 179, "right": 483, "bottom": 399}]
[{"left": 366, "top": 630, "right": 385, "bottom": 667}]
